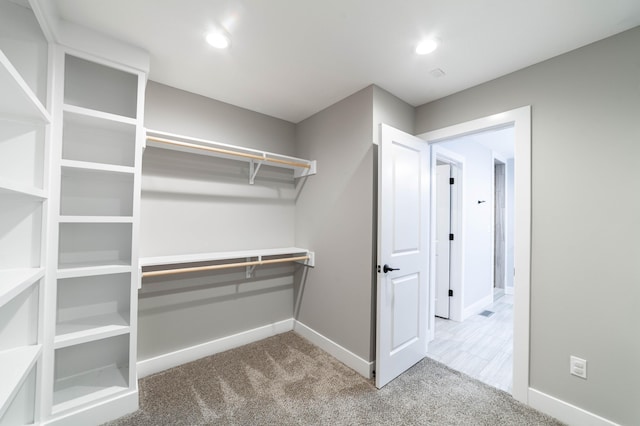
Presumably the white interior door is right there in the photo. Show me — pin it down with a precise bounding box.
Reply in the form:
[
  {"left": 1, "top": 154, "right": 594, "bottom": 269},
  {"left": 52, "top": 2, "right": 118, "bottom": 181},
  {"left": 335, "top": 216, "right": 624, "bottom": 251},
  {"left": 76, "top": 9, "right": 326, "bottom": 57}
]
[
  {"left": 435, "top": 164, "right": 451, "bottom": 318},
  {"left": 376, "top": 124, "right": 430, "bottom": 388}
]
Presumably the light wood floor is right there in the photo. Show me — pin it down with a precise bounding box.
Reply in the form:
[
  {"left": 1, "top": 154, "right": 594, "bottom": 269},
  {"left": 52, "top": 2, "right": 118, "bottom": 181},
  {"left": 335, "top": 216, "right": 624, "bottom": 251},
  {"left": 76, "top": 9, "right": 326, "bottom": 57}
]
[{"left": 426, "top": 293, "right": 514, "bottom": 393}]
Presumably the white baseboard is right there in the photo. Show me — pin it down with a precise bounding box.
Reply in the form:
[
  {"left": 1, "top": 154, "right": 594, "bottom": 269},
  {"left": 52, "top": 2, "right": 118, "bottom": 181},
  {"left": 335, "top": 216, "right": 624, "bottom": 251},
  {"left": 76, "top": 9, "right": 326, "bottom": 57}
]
[
  {"left": 43, "top": 390, "right": 138, "bottom": 426},
  {"left": 505, "top": 286, "right": 514, "bottom": 295},
  {"left": 462, "top": 294, "right": 493, "bottom": 320},
  {"left": 137, "top": 318, "right": 294, "bottom": 378},
  {"left": 293, "top": 320, "right": 374, "bottom": 379},
  {"left": 528, "top": 388, "right": 620, "bottom": 426}
]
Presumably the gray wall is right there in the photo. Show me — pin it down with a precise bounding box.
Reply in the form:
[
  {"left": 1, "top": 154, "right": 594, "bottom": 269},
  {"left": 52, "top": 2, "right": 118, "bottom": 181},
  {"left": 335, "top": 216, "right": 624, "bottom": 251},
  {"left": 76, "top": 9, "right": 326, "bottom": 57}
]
[
  {"left": 138, "top": 82, "right": 298, "bottom": 360},
  {"left": 372, "top": 85, "right": 415, "bottom": 143},
  {"left": 294, "top": 86, "right": 375, "bottom": 361},
  {"left": 416, "top": 27, "right": 640, "bottom": 425},
  {"left": 294, "top": 84, "right": 414, "bottom": 363}
]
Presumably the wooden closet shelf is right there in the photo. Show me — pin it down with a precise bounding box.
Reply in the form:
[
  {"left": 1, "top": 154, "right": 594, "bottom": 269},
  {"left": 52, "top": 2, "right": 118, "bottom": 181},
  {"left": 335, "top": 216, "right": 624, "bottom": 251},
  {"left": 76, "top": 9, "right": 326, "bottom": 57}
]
[
  {"left": 144, "top": 129, "right": 316, "bottom": 184},
  {"left": 140, "top": 247, "right": 315, "bottom": 279}
]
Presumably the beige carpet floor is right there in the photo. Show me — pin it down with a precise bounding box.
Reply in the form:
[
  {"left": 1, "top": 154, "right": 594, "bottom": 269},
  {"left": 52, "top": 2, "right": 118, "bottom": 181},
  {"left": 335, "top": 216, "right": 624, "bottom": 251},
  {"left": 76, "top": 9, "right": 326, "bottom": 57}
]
[{"left": 106, "top": 332, "right": 563, "bottom": 425}]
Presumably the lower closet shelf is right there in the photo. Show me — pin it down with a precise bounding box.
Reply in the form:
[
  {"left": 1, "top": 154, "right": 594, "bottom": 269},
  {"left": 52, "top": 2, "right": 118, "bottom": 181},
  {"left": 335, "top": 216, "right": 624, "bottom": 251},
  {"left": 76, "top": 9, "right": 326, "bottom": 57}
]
[
  {"left": 57, "top": 263, "right": 132, "bottom": 279},
  {"left": 52, "top": 333, "right": 131, "bottom": 415},
  {"left": 55, "top": 312, "right": 130, "bottom": 349},
  {"left": 52, "top": 365, "right": 129, "bottom": 415},
  {"left": 139, "top": 247, "right": 315, "bottom": 279},
  {"left": 0, "top": 345, "right": 41, "bottom": 418}
]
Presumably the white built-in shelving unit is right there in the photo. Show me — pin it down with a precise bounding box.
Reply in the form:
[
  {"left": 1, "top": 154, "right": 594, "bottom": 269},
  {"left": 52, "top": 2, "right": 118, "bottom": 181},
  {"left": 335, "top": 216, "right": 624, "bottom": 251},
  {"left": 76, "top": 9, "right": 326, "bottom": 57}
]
[
  {"left": 0, "top": 0, "right": 50, "bottom": 424},
  {"left": 43, "top": 48, "right": 145, "bottom": 420}
]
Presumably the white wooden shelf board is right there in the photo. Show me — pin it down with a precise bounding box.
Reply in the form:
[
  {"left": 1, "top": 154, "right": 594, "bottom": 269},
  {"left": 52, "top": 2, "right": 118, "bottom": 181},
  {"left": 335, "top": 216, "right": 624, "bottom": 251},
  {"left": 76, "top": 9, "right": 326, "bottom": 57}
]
[
  {"left": 145, "top": 129, "right": 317, "bottom": 178},
  {"left": 52, "top": 365, "right": 129, "bottom": 415},
  {"left": 0, "top": 50, "right": 50, "bottom": 123},
  {"left": 57, "top": 263, "right": 132, "bottom": 280},
  {"left": 61, "top": 159, "right": 135, "bottom": 175},
  {"left": 58, "top": 216, "right": 134, "bottom": 224},
  {"left": 0, "top": 268, "right": 44, "bottom": 308},
  {"left": 0, "top": 345, "right": 41, "bottom": 419},
  {"left": 0, "top": 177, "right": 46, "bottom": 199},
  {"left": 140, "top": 247, "right": 312, "bottom": 267},
  {"left": 63, "top": 104, "right": 137, "bottom": 126},
  {"left": 55, "top": 312, "right": 130, "bottom": 349}
]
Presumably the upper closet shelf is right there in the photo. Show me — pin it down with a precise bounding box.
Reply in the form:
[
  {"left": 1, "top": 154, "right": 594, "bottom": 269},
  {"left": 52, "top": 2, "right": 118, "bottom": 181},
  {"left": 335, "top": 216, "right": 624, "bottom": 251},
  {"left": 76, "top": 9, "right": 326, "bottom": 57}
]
[
  {"left": 0, "top": 50, "right": 50, "bottom": 123},
  {"left": 140, "top": 247, "right": 315, "bottom": 280},
  {"left": 145, "top": 129, "right": 317, "bottom": 184}
]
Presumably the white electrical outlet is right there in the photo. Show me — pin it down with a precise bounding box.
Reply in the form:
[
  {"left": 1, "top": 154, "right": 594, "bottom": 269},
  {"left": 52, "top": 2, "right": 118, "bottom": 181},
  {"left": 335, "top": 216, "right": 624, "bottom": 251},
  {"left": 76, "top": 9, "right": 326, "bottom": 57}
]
[{"left": 570, "top": 355, "right": 587, "bottom": 379}]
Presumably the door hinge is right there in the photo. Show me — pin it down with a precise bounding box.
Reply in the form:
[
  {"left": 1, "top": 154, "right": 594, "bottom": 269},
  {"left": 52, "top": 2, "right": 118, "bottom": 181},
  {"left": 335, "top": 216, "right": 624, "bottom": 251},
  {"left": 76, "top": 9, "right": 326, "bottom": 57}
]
[
  {"left": 449, "top": 234, "right": 454, "bottom": 241},
  {"left": 449, "top": 289, "right": 453, "bottom": 297},
  {"left": 450, "top": 177, "right": 455, "bottom": 184}
]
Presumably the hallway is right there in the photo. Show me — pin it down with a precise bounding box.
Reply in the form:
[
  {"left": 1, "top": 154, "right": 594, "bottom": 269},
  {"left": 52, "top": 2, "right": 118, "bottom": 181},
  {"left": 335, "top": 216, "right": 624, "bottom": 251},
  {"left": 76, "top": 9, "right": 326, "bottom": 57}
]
[{"left": 426, "top": 294, "right": 514, "bottom": 393}]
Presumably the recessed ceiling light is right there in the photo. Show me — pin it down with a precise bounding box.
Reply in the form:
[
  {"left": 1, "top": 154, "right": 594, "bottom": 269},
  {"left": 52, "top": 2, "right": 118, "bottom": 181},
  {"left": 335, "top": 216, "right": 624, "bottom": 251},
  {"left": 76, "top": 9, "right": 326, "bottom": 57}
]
[
  {"left": 416, "top": 38, "right": 439, "bottom": 55},
  {"left": 206, "top": 31, "right": 230, "bottom": 49}
]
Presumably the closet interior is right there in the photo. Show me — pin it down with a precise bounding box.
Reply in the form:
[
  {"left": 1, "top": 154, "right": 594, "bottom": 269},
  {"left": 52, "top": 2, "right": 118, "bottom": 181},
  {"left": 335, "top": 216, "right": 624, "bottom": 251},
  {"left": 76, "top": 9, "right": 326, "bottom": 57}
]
[{"left": 0, "top": 1, "right": 316, "bottom": 424}]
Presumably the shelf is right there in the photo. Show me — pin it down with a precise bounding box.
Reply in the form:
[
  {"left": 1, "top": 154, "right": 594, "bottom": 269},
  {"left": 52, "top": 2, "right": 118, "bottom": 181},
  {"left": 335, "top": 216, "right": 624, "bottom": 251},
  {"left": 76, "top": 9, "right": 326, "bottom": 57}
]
[
  {"left": 0, "top": 345, "right": 41, "bottom": 419},
  {"left": 0, "top": 177, "right": 46, "bottom": 200},
  {"left": 64, "top": 54, "right": 138, "bottom": 119},
  {"left": 58, "top": 222, "right": 132, "bottom": 271},
  {"left": 0, "top": 117, "right": 46, "bottom": 190},
  {"left": 62, "top": 104, "right": 137, "bottom": 126},
  {"left": 61, "top": 159, "right": 135, "bottom": 175},
  {"left": 62, "top": 107, "right": 137, "bottom": 167},
  {"left": 55, "top": 312, "right": 130, "bottom": 349},
  {"left": 52, "top": 364, "right": 129, "bottom": 415},
  {"left": 140, "top": 247, "right": 314, "bottom": 279},
  {"left": 53, "top": 333, "right": 130, "bottom": 414},
  {"left": 0, "top": 268, "right": 43, "bottom": 309},
  {"left": 141, "top": 247, "right": 313, "bottom": 267},
  {"left": 145, "top": 129, "right": 316, "bottom": 184},
  {"left": 0, "top": 50, "right": 50, "bottom": 123},
  {"left": 59, "top": 216, "right": 133, "bottom": 224},
  {"left": 57, "top": 262, "right": 132, "bottom": 280}
]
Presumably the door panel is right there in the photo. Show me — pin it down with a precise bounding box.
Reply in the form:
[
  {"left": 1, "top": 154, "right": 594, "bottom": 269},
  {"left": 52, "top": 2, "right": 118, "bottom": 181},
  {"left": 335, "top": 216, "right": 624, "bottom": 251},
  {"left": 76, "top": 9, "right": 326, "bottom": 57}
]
[
  {"left": 391, "top": 273, "right": 420, "bottom": 352},
  {"left": 376, "top": 124, "right": 430, "bottom": 388}
]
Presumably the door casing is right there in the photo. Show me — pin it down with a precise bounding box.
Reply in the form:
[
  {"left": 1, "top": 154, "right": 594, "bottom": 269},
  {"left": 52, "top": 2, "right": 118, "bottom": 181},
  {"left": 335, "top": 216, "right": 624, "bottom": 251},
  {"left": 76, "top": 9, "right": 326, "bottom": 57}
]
[{"left": 417, "top": 106, "right": 531, "bottom": 403}]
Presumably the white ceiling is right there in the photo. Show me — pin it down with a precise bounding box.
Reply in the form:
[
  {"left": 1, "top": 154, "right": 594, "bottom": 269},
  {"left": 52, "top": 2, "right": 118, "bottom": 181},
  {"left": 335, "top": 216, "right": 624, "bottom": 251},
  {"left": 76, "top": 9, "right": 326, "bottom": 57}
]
[{"left": 52, "top": 0, "right": 640, "bottom": 123}]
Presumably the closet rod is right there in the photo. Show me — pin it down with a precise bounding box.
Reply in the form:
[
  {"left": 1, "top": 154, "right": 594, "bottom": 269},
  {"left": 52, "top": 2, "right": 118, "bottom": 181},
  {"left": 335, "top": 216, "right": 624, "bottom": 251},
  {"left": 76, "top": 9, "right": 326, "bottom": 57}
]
[
  {"left": 146, "top": 136, "right": 311, "bottom": 169},
  {"left": 142, "top": 255, "right": 310, "bottom": 278}
]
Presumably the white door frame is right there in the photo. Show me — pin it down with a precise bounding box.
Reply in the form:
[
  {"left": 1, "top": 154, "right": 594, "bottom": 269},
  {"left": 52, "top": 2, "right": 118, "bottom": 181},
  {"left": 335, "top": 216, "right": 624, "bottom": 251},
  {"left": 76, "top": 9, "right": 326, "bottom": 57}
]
[{"left": 417, "top": 106, "right": 531, "bottom": 404}]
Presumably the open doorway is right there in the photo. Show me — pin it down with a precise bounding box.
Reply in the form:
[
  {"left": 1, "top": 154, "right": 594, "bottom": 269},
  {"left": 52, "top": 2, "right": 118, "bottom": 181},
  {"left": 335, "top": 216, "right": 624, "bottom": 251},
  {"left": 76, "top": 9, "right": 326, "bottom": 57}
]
[
  {"left": 424, "top": 121, "right": 521, "bottom": 395},
  {"left": 428, "top": 126, "right": 514, "bottom": 392},
  {"left": 376, "top": 106, "right": 530, "bottom": 402}
]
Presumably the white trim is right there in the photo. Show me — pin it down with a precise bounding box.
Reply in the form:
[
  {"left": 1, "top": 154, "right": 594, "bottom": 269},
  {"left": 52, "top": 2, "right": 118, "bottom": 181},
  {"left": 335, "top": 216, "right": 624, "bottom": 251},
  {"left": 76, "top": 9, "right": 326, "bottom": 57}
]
[
  {"left": 294, "top": 320, "right": 374, "bottom": 379},
  {"left": 137, "top": 319, "right": 294, "bottom": 378},
  {"left": 505, "top": 286, "right": 514, "bottom": 295},
  {"left": 528, "top": 388, "right": 621, "bottom": 426},
  {"left": 462, "top": 294, "right": 494, "bottom": 320},
  {"left": 42, "top": 389, "right": 138, "bottom": 426},
  {"left": 418, "top": 105, "right": 531, "bottom": 404}
]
